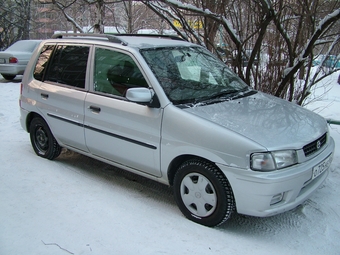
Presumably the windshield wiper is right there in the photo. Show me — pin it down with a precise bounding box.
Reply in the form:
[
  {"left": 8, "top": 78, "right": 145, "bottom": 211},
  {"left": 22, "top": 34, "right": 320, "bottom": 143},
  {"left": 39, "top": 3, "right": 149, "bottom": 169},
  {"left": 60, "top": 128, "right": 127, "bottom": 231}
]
[
  {"left": 200, "top": 88, "right": 257, "bottom": 105},
  {"left": 210, "top": 90, "right": 240, "bottom": 99},
  {"left": 174, "top": 88, "right": 257, "bottom": 108}
]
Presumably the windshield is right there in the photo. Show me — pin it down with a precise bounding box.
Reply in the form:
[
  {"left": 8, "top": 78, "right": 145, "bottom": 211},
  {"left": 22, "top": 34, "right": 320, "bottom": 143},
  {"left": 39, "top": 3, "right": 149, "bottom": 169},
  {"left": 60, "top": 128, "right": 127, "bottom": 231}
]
[{"left": 140, "top": 46, "right": 249, "bottom": 105}]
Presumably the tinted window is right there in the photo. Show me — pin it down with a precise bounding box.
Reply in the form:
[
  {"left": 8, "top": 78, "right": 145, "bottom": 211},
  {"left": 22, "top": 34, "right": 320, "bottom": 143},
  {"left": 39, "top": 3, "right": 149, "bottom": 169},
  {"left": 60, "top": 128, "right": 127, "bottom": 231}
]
[
  {"left": 93, "top": 48, "right": 147, "bottom": 96},
  {"left": 34, "top": 44, "right": 55, "bottom": 81},
  {"left": 45, "top": 45, "right": 89, "bottom": 89}
]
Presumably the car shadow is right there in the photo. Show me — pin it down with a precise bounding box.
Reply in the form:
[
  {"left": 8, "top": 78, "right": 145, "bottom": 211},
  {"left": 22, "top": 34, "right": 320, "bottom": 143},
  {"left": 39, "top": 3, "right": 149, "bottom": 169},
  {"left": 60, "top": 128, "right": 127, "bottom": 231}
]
[
  {"left": 219, "top": 206, "right": 306, "bottom": 235},
  {"left": 55, "top": 148, "right": 322, "bottom": 237},
  {"left": 55, "top": 148, "right": 175, "bottom": 205}
]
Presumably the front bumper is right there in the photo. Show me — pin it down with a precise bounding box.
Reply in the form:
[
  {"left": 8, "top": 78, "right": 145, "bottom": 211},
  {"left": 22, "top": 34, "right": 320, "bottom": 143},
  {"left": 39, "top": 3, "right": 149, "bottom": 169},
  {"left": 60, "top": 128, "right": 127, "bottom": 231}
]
[{"left": 217, "top": 136, "right": 335, "bottom": 217}]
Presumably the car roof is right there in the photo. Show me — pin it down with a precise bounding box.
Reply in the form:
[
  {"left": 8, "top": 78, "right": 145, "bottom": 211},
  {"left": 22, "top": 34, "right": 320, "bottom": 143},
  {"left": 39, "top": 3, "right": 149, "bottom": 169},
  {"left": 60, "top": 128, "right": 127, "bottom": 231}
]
[
  {"left": 115, "top": 35, "right": 192, "bottom": 48},
  {"left": 5, "top": 40, "right": 42, "bottom": 52},
  {"left": 50, "top": 33, "right": 195, "bottom": 49}
]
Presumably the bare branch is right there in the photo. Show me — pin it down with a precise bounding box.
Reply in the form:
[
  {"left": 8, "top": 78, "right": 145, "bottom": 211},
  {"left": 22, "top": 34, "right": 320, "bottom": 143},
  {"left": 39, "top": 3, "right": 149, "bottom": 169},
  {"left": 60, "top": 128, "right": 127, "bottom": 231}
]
[{"left": 275, "top": 8, "right": 340, "bottom": 97}]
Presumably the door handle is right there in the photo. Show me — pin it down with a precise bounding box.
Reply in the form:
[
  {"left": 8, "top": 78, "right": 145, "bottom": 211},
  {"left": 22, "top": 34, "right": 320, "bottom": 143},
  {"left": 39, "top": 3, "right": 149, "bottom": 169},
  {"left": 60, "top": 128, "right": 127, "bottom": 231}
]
[
  {"left": 89, "top": 105, "right": 101, "bottom": 113},
  {"left": 41, "top": 93, "right": 49, "bottom": 99}
]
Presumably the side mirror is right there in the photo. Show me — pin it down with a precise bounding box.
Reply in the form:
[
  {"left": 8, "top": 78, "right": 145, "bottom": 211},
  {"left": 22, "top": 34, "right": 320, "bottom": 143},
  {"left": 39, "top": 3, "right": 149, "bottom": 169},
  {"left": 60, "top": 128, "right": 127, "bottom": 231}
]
[{"left": 126, "top": 87, "right": 153, "bottom": 103}]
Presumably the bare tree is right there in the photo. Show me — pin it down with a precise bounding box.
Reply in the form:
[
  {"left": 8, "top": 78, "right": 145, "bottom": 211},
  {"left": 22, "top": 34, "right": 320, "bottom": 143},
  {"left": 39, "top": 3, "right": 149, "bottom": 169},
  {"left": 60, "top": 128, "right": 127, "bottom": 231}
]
[
  {"left": 48, "top": 0, "right": 162, "bottom": 34},
  {"left": 3, "top": 0, "right": 337, "bottom": 106},
  {"left": 0, "top": 0, "right": 33, "bottom": 48},
  {"left": 144, "top": 0, "right": 340, "bottom": 104},
  {"left": 49, "top": 0, "right": 88, "bottom": 33}
]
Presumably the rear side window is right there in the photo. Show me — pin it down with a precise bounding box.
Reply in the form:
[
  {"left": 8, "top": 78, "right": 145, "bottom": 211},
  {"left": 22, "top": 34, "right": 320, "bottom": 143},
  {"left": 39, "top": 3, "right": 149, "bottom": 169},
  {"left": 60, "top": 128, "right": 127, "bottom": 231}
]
[
  {"left": 34, "top": 45, "right": 55, "bottom": 81},
  {"left": 33, "top": 44, "right": 90, "bottom": 89}
]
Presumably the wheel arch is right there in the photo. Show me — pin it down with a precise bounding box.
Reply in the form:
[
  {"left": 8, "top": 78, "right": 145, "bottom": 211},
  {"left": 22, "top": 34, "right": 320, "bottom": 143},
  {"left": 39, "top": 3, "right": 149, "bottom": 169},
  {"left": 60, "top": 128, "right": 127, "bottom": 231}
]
[
  {"left": 167, "top": 154, "right": 219, "bottom": 186},
  {"left": 25, "top": 112, "right": 44, "bottom": 132}
]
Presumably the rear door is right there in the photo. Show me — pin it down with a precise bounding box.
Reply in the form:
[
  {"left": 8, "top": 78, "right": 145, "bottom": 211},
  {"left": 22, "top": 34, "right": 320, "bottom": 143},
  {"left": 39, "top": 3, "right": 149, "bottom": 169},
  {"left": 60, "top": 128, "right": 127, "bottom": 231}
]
[
  {"left": 84, "top": 47, "right": 163, "bottom": 177},
  {"left": 32, "top": 43, "right": 90, "bottom": 152}
]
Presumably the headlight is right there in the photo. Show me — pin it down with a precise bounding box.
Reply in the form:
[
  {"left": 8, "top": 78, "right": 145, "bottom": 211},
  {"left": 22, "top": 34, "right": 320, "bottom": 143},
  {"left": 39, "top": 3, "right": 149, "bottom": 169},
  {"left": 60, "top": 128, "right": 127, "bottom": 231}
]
[{"left": 251, "top": 150, "right": 298, "bottom": 171}]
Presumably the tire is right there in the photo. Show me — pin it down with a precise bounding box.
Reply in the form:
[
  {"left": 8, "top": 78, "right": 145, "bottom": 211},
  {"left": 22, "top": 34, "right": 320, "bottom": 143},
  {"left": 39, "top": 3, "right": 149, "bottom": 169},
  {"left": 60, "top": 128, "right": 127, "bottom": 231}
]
[
  {"left": 29, "top": 117, "right": 62, "bottom": 160},
  {"left": 173, "top": 159, "right": 235, "bottom": 227},
  {"left": 1, "top": 74, "right": 16, "bottom": 80}
]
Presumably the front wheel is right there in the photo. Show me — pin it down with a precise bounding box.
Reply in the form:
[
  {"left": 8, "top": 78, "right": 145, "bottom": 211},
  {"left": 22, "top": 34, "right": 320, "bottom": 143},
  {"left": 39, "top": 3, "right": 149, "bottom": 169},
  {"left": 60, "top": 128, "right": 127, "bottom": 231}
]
[
  {"left": 173, "top": 159, "right": 235, "bottom": 227},
  {"left": 29, "top": 117, "right": 62, "bottom": 160}
]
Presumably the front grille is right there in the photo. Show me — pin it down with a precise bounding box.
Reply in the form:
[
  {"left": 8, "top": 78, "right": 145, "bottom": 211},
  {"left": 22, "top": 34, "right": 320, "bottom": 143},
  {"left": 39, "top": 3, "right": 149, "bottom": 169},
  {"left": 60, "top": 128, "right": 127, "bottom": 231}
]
[{"left": 303, "top": 133, "right": 327, "bottom": 157}]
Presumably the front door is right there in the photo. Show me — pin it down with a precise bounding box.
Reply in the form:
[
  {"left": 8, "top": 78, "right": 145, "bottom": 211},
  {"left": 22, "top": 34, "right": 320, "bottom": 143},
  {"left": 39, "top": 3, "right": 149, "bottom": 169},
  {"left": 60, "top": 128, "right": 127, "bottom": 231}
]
[{"left": 84, "top": 47, "right": 163, "bottom": 177}]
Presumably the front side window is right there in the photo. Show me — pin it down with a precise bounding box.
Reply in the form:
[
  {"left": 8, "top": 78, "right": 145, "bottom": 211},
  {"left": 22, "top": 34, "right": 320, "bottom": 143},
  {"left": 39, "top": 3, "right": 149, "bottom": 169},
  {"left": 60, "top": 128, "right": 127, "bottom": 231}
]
[
  {"left": 141, "top": 46, "right": 250, "bottom": 105},
  {"left": 93, "top": 47, "right": 148, "bottom": 96},
  {"left": 44, "top": 45, "right": 89, "bottom": 89}
]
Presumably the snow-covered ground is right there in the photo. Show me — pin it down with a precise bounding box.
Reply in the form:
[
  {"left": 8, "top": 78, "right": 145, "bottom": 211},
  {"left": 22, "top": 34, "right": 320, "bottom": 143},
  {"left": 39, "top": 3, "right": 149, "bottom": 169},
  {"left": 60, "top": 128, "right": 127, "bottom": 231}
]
[{"left": 1, "top": 72, "right": 339, "bottom": 255}]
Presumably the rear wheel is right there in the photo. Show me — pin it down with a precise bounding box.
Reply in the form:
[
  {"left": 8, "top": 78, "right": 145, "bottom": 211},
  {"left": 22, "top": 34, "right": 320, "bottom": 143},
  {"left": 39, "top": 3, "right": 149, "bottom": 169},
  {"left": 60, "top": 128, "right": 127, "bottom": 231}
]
[
  {"left": 1, "top": 74, "right": 15, "bottom": 80},
  {"left": 173, "top": 159, "right": 235, "bottom": 227},
  {"left": 29, "top": 117, "right": 61, "bottom": 160}
]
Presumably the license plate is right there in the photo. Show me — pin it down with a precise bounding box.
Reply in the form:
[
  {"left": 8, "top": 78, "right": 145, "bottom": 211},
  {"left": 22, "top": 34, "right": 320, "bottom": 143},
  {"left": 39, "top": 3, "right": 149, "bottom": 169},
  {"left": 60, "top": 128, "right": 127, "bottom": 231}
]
[
  {"left": 0, "top": 59, "right": 5, "bottom": 64},
  {"left": 312, "top": 154, "right": 332, "bottom": 179}
]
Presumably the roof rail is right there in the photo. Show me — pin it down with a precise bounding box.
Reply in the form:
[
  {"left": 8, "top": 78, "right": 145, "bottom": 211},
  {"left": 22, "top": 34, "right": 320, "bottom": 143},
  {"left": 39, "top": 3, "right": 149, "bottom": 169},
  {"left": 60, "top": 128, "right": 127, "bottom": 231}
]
[
  {"left": 51, "top": 33, "right": 128, "bottom": 46},
  {"left": 106, "top": 33, "right": 187, "bottom": 41}
]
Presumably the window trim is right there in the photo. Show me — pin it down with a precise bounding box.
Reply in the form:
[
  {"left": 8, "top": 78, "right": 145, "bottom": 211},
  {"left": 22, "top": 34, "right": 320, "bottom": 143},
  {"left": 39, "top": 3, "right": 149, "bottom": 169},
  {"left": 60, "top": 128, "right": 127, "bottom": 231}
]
[{"left": 34, "top": 42, "right": 93, "bottom": 91}]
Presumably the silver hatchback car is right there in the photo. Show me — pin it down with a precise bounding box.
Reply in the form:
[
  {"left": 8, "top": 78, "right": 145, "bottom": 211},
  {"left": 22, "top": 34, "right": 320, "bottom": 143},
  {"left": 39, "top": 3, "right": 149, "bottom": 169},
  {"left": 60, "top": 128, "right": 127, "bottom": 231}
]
[{"left": 19, "top": 34, "right": 334, "bottom": 227}]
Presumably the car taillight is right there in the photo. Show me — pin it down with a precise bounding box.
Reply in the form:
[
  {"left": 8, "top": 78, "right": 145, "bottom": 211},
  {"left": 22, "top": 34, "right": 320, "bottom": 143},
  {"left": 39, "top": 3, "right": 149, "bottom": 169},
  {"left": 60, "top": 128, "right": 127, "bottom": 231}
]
[{"left": 9, "top": 57, "right": 18, "bottom": 63}]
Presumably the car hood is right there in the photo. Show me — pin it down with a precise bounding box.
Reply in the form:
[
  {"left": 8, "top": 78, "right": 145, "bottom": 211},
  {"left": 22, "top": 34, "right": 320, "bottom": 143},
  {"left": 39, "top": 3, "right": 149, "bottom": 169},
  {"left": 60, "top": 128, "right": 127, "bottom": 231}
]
[{"left": 183, "top": 91, "right": 327, "bottom": 150}]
